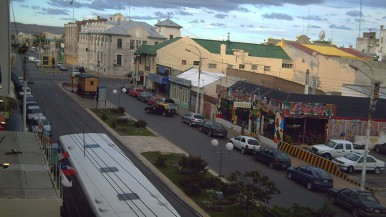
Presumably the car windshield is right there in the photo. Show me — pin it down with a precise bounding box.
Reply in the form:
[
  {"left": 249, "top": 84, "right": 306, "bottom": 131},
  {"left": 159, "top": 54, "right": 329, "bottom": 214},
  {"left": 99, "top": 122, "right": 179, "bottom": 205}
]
[
  {"left": 358, "top": 193, "right": 379, "bottom": 203},
  {"left": 314, "top": 169, "right": 331, "bottom": 179},
  {"left": 344, "top": 153, "right": 361, "bottom": 162},
  {"left": 29, "top": 108, "right": 42, "bottom": 113},
  {"left": 194, "top": 115, "right": 204, "bottom": 119},
  {"left": 276, "top": 152, "right": 289, "bottom": 160},
  {"left": 41, "top": 119, "right": 49, "bottom": 125},
  {"left": 166, "top": 104, "right": 175, "bottom": 109},
  {"left": 325, "top": 140, "right": 337, "bottom": 148},
  {"left": 213, "top": 123, "right": 223, "bottom": 129},
  {"left": 248, "top": 139, "right": 260, "bottom": 146}
]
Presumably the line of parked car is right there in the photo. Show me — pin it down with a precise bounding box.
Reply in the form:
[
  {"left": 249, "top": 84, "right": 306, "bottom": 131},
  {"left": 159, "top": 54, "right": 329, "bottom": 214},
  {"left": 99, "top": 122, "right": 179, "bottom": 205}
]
[{"left": 11, "top": 73, "right": 51, "bottom": 136}]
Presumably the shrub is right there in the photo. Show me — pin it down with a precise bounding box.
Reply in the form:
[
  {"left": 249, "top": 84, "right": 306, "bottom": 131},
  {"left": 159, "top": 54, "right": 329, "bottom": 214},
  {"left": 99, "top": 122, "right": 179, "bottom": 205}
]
[
  {"left": 101, "top": 113, "right": 108, "bottom": 121},
  {"left": 179, "top": 177, "right": 202, "bottom": 196},
  {"left": 117, "top": 107, "right": 125, "bottom": 114},
  {"left": 155, "top": 155, "right": 166, "bottom": 167},
  {"left": 178, "top": 154, "right": 208, "bottom": 176},
  {"left": 134, "top": 120, "right": 147, "bottom": 128},
  {"left": 116, "top": 116, "right": 130, "bottom": 124},
  {"left": 111, "top": 121, "right": 117, "bottom": 128}
]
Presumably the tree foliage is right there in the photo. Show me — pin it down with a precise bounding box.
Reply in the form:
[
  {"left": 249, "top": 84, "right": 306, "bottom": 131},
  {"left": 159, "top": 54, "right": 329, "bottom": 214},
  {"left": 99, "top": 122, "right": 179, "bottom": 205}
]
[{"left": 227, "top": 170, "right": 280, "bottom": 216}]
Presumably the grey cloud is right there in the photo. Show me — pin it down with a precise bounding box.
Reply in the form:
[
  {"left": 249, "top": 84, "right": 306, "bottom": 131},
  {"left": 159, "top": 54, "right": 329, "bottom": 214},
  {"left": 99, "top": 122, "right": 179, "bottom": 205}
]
[
  {"left": 31, "top": 5, "right": 40, "bottom": 10},
  {"left": 177, "top": 10, "right": 193, "bottom": 16},
  {"left": 329, "top": 24, "right": 351, "bottom": 30},
  {"left": 297, "top": 15, "right": 326, "bottom": 21},
  {"left": 154, "top": 11, "right": 174, "bottom": 19},
  {"left": 309, "top": 25, "right": 320, "bottom": 28},
  {"left": 262, "top": 12, "right": 293, "bottom": 20},
  {"left": 241, "top": 24, "right": 254, "bottom": 28},
  {"left": 215, "top": 13, "right": 228, "bottom": 19},
  {"left": 20, "top": 4, "right": 29, "bottom": 8},
  {"left": 210, "top": 23, "right": 226, "bottom": 27},
  {"left": 346, "top": 10, "right": 362, "bottom": 17},
  {"left": 237, "top": 7, "right": 250, "bottom": 13},
  {"left": 130, "top": 15, "right": 158, "bottom": 20},
  {"left": 39, "top": 7, "right": 69, "bottom": 15},
  {"left": 189, "top": 19, "right": 206, "bottom": 24}
]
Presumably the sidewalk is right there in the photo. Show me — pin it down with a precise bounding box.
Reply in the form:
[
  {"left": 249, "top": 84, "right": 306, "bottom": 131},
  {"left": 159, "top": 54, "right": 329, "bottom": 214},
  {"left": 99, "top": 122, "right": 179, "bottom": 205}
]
[{"left": 61, "top": 84, "right": 386, "bottom": 209}]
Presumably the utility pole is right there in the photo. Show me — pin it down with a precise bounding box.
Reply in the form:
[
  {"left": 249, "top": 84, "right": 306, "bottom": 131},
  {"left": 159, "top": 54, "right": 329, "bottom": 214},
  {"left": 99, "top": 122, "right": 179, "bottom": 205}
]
[
  {"left": 304, "top": 69, "right": 310, "bottom": 95},
  {"left": 185, "top": 45, "right": 202, "bottom": 114}
]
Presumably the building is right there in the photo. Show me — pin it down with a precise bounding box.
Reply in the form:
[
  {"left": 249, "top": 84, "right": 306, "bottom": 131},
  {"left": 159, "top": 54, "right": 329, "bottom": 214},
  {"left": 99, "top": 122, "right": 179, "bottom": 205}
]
[
  {"left": 136, "top": 36, "right": 292, "bottom": 111},
  {"left": 356, "top": 31, "right": 378, "bottom": 53},
  {"left": 74, "top": 14, "right": 180, "bottom": 79}
]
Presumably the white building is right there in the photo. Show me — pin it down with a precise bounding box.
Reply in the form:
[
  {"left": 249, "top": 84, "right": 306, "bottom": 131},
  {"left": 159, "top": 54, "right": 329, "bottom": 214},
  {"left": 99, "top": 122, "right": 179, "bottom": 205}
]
[{"left": 76, "top": 14, "right": 181, "bottom": 78}]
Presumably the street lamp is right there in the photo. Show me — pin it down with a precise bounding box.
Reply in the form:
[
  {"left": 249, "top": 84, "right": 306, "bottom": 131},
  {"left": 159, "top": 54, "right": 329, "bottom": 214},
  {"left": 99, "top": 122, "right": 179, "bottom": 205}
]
[
  {"left": 113, "top": 88, "right": 126, "bottom": 107},
  {"left": 349, "top": 60, "right": 375, "bottom": 190},
  {"left": 185, "top": 44, "right": 202, "bottom": 114},
  {"left": 211, "top": 139, "right": 234, "bottom": 180}
]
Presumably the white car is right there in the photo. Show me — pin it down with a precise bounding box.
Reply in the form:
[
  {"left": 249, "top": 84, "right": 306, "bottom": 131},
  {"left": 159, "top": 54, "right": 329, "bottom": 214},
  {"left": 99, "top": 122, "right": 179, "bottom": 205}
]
[
  {"left": 31, "top": 115, "right": 51, "bottom": 135},
  {"left": 229, "top": 135, "right": 261, "bottom": 154},
  {"left": 332, "top": 152, "right": 386, "bottom": 174},
  {"left": 19, "top": 86, "right": 32, "bottom": 97}
]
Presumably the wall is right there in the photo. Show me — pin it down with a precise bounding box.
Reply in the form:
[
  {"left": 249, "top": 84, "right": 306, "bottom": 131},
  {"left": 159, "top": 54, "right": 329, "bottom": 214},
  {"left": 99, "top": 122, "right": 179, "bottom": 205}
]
[{"left": 0, "top": 0, "right": 11, "bottom": 96}]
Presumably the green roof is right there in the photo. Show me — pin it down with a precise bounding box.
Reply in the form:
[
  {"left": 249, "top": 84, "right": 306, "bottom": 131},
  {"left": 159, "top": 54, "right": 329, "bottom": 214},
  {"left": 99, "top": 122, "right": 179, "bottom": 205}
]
[
  {"left": 136, "top": 37, "right": 182, "bottom": 56},
  {"left": 192, "top": 38, "right": 291, "bottom": 60}
]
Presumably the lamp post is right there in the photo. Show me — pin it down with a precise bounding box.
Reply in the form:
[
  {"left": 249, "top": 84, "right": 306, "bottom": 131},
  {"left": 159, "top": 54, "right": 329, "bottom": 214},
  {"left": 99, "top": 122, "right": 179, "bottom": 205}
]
[
  {"left": 113, "top": 88, "right": 126, "bottom": 107},
  {"left": 211, "top": 139, "right": 234, "bottom": 180},
  {"left": 349, "top": 60, "right": 375, "bottom": 190},
  {"left": 185, "top": 44, "right": 202, "bottom": 114}
]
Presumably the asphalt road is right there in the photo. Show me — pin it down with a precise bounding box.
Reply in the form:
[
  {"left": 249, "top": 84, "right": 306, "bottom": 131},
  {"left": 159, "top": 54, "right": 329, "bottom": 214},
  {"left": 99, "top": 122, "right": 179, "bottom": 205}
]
[
  {"left": 16, "top": 53, "right": 199, "bottom": 217},
  {"left": 16, "top": 50, "right": 386, "bottom": 216}
]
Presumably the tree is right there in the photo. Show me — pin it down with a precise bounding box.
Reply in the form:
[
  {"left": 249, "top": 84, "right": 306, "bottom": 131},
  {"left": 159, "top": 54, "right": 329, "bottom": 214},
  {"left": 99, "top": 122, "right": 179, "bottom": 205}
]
[
  {"left": 227, "top": 170, "right": 280, "bottom": 217},
  {"left": 178, "top": 154, "right": 208, "bottom": 176}
]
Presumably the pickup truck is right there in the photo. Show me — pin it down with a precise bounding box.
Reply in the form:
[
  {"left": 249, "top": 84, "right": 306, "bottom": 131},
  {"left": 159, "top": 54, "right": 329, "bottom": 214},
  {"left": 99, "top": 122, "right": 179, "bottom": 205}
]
[{"left": 311, "top": 139, "right": 366, "bottom": 160}]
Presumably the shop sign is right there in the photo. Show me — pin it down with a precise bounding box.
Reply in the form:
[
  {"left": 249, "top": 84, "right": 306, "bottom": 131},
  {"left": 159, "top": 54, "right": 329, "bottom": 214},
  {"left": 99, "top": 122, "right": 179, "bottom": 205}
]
[
  {"left": 169, "top": 75, "right": 191, "bottom": 87},
  {"left": 284, "top": 102, "right": 335, "bottom": 116},
  {"left": 233, "top": 102, "right": 251, "bottom": 108}
]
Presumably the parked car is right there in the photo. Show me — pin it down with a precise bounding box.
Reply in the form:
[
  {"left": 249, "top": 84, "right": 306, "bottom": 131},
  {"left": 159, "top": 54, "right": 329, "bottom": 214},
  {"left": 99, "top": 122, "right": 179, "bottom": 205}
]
[
  {"left": 144, "top": 102, "right": 176, "bottom": 117},
  {"left": 56, "top": 62, "right": 63, "bottom": 68},
  {"left": 35, "top": 60, "right": 41, "bottom": 67},
  {"left": 181, "top": 112, "right": 205, "bottom": 127},
  {"left": 18, "top": 86, "right": 32, "bottom": 97},
  {"left": 253, "top": 148, "right": 291, "bottom": 169},
  {"left": 147, "top": 96, "right": 163, "bottom": 106},
  {"left": 71, "top": 68, "right": 81, "bottom": 77},
  {"left": 229, "top": 135, "right": 261, "bottom": 154},
  {"left": 332, "top": 152, "right": 386, "bottom": 174},
  {"left": 312, "top": 139, "right": 367, "bottom": 160},
  {"left": 327, "top": 188, "right": 386, "bottom": 217},
  {"left": 59, "top": 65, "right": 68, "bottom": 71},
  {"left": 31, "top": 115, "right": 51, "bottom": 135},
  {"left": 137, "top": 91, "right": 154, "bottom": 102},
  {"left": 199, "top": 121, "right": 227, "bottom": 138},
  {"left": 286, "top": 165, "right": 333, "bottom": 191},
  {"left": 26, "top": 105, "right": 43, "bottom": 123},
  {"left": 128, "top": 88, "right": 144, "bottom": 97},
  {"left": 374, "top": 143, "right": 386, "bottom": 154},
  {"left": 28, "top": 56, "right": 37, "bottom": 62}
]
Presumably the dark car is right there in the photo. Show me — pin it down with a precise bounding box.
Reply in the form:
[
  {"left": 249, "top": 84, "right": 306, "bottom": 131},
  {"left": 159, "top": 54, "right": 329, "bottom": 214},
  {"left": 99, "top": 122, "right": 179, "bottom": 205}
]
[
  {"left": 374, "top": 143, "right": 386, "bottom": 154},
  {"left": 199, "top": 121, "right": 227, "bottom": 138},
  {"left": 253, "top": 148, "right": 291, "bottom": 169},
  {"left": 286, "top": 165, "right": 333, "bottom": 191},
  {"left": 182, "top": 112, "right": 205, "bottom": 127},
  {"left": 137, "top": 91, "right": 154, "bottom": 102},
  {"left": 327, "top": 188, "right": 386, "bottom": 217},
  {"left": 144, "top": 102, "right": 176, "bottom": 117}
]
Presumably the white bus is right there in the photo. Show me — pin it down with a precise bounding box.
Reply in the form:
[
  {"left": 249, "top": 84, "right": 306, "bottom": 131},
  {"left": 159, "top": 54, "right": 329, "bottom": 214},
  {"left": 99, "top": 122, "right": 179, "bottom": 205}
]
[{"left": 59, "top": 133, "right": 180, "bottom": 217}]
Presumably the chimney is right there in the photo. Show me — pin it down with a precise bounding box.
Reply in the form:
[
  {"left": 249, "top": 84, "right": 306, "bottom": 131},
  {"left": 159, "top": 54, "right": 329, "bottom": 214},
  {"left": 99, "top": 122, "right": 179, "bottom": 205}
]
[
  {"left": 227, "top": 32, "right": 230, "bottom": 41},
  {"left": 304, "top": 69, "right": 310, "bottom": 95}
]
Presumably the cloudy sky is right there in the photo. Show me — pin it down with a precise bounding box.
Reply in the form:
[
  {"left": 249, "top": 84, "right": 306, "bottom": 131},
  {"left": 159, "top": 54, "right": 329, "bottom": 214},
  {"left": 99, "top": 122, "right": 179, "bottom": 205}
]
[{"left": 10, "top": 0, "right": 386, "bottom": 47}]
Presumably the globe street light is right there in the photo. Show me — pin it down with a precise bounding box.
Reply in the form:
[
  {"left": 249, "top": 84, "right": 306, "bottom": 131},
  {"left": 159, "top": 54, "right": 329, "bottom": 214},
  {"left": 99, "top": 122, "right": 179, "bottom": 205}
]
[{"left": 211, "top": 139, "right": 234, "bottom": 180}]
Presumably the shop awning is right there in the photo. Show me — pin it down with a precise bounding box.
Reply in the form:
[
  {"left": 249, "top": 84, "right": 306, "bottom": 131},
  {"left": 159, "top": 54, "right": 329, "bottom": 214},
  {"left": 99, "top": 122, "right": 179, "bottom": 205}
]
[{"left": 147, "top": 73, "right": 168, "bottom": 84}]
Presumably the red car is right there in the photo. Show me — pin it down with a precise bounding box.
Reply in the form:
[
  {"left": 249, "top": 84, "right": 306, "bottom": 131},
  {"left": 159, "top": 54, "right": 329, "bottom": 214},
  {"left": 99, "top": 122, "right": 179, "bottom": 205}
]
[
  {"left": 147, "top": 96, "right": 163, "bottom": 106},
  {"left": 128, "top": 88, "right": 143, "bottom": 97}
]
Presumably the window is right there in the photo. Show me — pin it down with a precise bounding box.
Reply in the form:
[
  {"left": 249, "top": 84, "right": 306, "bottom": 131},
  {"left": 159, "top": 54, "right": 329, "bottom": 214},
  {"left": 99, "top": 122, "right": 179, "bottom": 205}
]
[
  {"left": 130, "top": 40, "right": 135, "bottom": 49},
  {"left": 117, "top": 54, "right": 122, "bottom": 65},
  {"left": 155, "top": 42, "right": 159, "bottom": 45},
  {"left": 142, "top": 41, "right": 147, "bottom": 45},
  {"left": 345, "top": 143, "right": 352, "bottom": 150},
  {"left": 264, "top": 66, "right": 271, "bottom": 71},
  {"left": 335, "top": 144, "right": 343, "bottom": 150},
  {"left": 239, "top": 64, "right": 245, "bottom": 69},
  {"left": 252, "top": 64, "right": 258, "bottom": 70},
  {"left": 117, "top": 39, "right": 122, "bottom": 48},
  {"left": 193, "top": 61, "right": 200, "bottom": 66},
  {"left": 282, "top": 63, "right": 293, "bottom": 68},
  {"left": 208, "top": 63, "right": 217, "bottom": 69},
  {"left": 182, "top": 60, "right": 186, "bottom": 65},
  {"left": 169, "top": 35, "right": 174, "bottom": 39}
]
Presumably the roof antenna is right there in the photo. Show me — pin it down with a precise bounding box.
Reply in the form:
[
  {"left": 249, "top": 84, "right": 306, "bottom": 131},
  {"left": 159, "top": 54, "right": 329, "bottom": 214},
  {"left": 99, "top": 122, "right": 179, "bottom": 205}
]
[
  {"left": 128, "top": 0, "right": 131, "bottom": 20},
  {"left": 359, "top": 0, "right": 362, "bottom": 37}
]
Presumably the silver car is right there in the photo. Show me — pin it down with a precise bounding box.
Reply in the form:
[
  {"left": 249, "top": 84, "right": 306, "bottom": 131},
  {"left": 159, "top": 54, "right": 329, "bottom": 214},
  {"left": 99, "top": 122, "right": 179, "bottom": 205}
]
[{"left": 182, "top": 112, "right": 205, "bottom": 127}]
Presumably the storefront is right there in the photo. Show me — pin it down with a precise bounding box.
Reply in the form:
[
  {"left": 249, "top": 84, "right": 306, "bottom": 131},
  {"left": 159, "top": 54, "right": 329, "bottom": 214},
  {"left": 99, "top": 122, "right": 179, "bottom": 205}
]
[
  {"left": 146, "top": 68, "right": 169, "bottom": 96},
  {"left": 168, "top": 75, "right": 191, "bottom": 110}
]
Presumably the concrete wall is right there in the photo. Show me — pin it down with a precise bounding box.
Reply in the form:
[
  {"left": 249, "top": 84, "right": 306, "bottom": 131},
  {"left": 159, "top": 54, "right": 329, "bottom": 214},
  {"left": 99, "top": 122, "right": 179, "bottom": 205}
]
[{"left": 0, "top": 0, "right": 11, "bottom": 96}]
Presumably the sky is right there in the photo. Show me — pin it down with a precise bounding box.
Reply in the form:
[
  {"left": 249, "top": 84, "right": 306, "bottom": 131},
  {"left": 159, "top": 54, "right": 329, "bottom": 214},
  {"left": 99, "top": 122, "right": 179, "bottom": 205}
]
[{"left": 9, "top": 0, "right": 386, "bottom": 47}]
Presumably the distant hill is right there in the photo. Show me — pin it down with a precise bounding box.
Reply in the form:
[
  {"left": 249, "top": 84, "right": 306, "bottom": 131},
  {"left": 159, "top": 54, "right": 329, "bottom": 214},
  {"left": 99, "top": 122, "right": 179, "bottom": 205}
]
[{"left": 10, "top": 22, "right": 64, "bottom": 35}]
